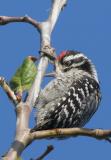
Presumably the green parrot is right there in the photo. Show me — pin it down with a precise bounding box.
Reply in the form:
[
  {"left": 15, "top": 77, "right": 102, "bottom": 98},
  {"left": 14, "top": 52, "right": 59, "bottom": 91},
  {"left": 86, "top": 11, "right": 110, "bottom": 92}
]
[{"left": 10, "top": 56, "right": 37, "bottom": 100}]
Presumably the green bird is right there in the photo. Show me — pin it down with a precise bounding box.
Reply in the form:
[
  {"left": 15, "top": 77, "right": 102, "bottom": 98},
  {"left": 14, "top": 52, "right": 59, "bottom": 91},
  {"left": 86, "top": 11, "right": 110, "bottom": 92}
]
[{"left": 10, "top": 56, "right": 37, "bottom": 101}]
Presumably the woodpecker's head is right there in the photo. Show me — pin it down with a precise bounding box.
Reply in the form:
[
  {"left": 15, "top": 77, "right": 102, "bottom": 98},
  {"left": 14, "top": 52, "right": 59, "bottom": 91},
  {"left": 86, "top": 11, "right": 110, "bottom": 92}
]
[{"left": 56, "top": 50, "right": 99, "bottom": 82}]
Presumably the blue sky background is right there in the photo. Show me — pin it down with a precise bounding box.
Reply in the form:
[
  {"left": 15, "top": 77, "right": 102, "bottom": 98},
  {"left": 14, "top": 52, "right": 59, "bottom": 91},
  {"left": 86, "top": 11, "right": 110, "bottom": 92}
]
[{"left": 0, "top": 0, "right": 111, "bottom": 159}]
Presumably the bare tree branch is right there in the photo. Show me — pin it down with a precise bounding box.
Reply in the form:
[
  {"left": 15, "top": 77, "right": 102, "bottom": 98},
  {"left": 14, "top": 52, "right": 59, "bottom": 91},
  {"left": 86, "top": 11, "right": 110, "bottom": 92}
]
[
  {"left": 0, "top": 76, "right": 18, "bottom": 105},
  {"left": 27, "top": 0, "right": 68, "bottom": 107},
  {"left": 0, "top": 16, "right": 41, "bottom": 31},
  {"left": 3, "top": 102, "right": 32, "bottom": 160},
  {"left": 48, "top": 0, "right": 67, "bottom": 32},
  {"left": 34, "top": 145, "right": 54, "bottom": 160},
  {"left": 30, "top": 128, "right": 111, "bottom": 142},
  {"left": 1, "top": 1, "right": 68, "bottom": 160},
  {"left": 3, "top": 127, "right": 111, "bottom": 160}
]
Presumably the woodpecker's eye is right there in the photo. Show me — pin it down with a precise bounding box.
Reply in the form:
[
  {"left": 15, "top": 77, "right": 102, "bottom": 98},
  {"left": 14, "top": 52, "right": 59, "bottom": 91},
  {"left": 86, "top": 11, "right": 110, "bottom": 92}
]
[
  {"left": 62, "top": 54, "right": 85, "bottom": 67},
  {"left": 63, "top": 60, "right": 73, "bottom": 66},
  {"left": 61, "top": 54, "right": 75, "bottom": 66},
  {"left": 58, "top": 50, "right": 96, "bottom": 76}
]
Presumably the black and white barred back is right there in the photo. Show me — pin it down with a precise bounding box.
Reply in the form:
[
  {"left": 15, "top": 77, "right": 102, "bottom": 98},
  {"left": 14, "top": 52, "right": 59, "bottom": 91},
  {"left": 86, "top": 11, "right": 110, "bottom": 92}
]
[{"left": 32, "top": 50, "right": 101, "bottom": 131}]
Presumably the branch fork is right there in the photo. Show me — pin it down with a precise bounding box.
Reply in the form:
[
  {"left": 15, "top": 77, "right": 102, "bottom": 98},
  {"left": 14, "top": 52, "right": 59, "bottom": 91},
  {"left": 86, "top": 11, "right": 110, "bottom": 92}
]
[{"left": 0, "top": 76, "right": 18, "bottom": 105}]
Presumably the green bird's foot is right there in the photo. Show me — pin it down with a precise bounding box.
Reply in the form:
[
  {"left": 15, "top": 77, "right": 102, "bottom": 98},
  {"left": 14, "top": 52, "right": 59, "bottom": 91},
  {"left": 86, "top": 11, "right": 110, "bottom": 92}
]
[{"left": 16, "top": 92, "right": 22, "bottom": 102}]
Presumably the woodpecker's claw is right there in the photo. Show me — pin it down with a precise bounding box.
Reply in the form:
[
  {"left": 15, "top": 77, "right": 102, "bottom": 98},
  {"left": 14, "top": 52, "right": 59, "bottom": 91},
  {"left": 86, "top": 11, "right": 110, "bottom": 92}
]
[
  {"left": 30, "top": 125, "right": 38, "bottom": 132},
  {"left": 39, "top": 46, "right": 56, "bottom": 62},
  {"left": 45, "top": 72, "right": 56, "bottom": 77}
]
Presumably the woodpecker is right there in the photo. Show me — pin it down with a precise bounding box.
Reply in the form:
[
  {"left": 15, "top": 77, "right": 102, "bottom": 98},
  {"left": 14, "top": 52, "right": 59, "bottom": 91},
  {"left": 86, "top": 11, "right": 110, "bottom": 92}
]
[{"left": 31, "top": 50, "right": 101, "bottom": 131}]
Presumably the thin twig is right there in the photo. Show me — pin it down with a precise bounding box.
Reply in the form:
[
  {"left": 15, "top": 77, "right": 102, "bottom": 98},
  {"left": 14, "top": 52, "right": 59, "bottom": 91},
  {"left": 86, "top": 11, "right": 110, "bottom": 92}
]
[
  {"left": 0, "top": 76, "right": 18, "bottom": 105},
  {"left": 35, "top": 145, "right": 54, "bottom": 160},
  {"left": 0, "top": 16, "right": 41, "bottom": 31},
  {"left": 105, "top": 137, "right": 111, "bottom": 143},
  {"left": 30, "top": 128, "right": 111, "bottom": 143}
]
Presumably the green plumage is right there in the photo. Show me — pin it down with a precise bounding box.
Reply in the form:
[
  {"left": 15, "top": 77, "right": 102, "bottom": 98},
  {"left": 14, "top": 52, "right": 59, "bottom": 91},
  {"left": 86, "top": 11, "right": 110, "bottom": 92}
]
[
  {"left": 16, "top": 157, "right": 22, "bottom": 160},
  {"left": 10, "top": 56, "right": 37, "bottom": 95}
]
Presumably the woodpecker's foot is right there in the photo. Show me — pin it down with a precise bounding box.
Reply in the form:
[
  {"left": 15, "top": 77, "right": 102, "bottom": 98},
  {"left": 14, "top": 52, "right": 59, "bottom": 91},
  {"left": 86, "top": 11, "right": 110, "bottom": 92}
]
[
  {"left": 30, "top": 125, "right": 39, "bottom": 132},
  {"left": 30, "top": 124, "right": 48, "bottom": 132},
  {"left": 39, "top": 46, "right": 56, "bottom": 62},
  {"left": 45, "top": 72, "right": 56, "bottom": 77}
]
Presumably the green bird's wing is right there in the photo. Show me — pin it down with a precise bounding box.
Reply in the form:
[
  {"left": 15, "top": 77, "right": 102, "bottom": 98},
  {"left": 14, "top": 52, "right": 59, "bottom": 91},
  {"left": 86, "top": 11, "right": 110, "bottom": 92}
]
[
  {"left": 10, "top": 56, "right": 37, "bottom": 94},
  {"left": 21, "top": 57, "right": 37, "bottom": 91}
]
